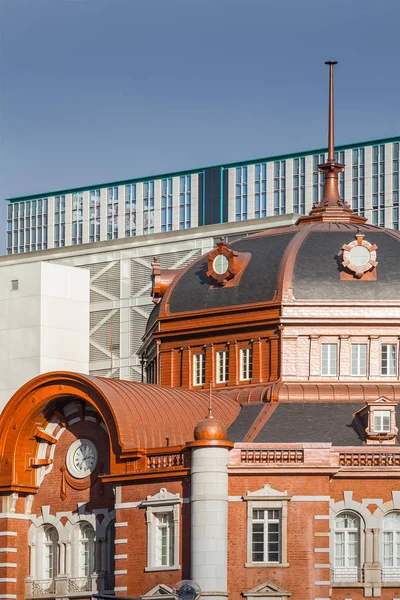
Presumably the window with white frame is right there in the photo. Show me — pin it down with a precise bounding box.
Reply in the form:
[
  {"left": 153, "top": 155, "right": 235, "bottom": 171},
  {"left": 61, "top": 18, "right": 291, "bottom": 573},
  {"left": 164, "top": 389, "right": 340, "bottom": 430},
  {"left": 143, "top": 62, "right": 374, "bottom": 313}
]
[
  {"left": 383, "top": 512, "right": 400, "bottom": 581},
  {"left": 155, "top": 513, "right": 174, "bottom": 567},
  {"left": 321, "top": 343, "right": 337, "bottom": 376},
  {"left": 293, "top": 157, "right": 305, "bottom": 215},
  {"left": 78, "top": 523, "right": 95, "bottom": 577},
  {"left": 143, "top": 488, "right": 181, "bottom": 571},
  {"left": 143, "top": 181, "right": 155, "bottom": 234},
  {"left": 351, "top": 344, "right": 367, "bottom": 376},
  {"left": 333, "top": 512, "right": 361, "bottom": 582},
  {"left": 89, "top": 190, "right": 101, "bottom": 242},
  {"left": 274, "top": 161, "right": 286, "bottom": 215},
  {"left": 381, "top": 344, "right": 397, "bottom": 376},
  {"left": 240, "top": 348, "right": 252, "bottom": 380},
  {"left": 216, "top": 350, "right": 229, "bottom": 383},
  {"left": 107, "top": 187, "right": 119, "bottom": 240},
  {"left": 125, "top": 184, "right": 137, "bottom": 238},
  {"left": 373, "top": 410, "right": 391, "bottom": 433},
  {"left": 193, "top": 353, "right": 205, "bottom": 386},
  {"left": 43, "top": 526, "right": 59, "bottom": 581},
  {"left": 252, "top": 509, "right": 281, "bottom": 563},
  {"left": 244, "top": 484, "right": 289, "bottom": 567}
]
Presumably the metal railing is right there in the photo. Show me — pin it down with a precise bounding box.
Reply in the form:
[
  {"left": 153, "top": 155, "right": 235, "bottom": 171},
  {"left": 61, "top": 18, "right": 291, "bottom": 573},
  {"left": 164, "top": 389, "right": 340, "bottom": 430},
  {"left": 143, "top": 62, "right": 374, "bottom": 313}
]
[{"left": 331, "top": 566, "right": 364, "bottom": 583}]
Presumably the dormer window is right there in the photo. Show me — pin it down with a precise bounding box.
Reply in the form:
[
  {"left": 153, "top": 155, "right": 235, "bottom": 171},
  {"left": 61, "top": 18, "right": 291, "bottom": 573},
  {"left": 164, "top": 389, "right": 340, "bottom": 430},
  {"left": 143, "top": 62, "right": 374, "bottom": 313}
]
[
  {"left": 353, "top": 397, "right": 398, "bottom": 445},
  {"left": 373, "top": 410, "right": 391, "bottom": 433}
]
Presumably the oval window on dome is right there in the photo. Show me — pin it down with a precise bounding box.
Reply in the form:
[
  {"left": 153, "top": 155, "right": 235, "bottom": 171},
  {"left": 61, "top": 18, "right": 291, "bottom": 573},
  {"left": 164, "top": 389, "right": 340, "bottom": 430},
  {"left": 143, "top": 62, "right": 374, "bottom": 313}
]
[
  {"left": 349, "top": 245, "right": 371, "bottom": 267},
  {"left": 213, "top": 254, "right": 229, "bottom": 275}
]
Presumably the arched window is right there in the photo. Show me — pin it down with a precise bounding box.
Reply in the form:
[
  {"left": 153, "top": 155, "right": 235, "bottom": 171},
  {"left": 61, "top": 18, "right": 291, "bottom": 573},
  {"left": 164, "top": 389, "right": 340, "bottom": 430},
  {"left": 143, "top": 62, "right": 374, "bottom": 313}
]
[
  {"left": 78, "top": 523, "right": 95, "bottom": 577},
  {"left": 383, "top": 511, "right": 400, "bottom": 581},
  {"left": 333, "top": 512, "right": 361, "bottom": 582},
  {"left": 43, "top": 526, "right": 59, "bottom": 580}
]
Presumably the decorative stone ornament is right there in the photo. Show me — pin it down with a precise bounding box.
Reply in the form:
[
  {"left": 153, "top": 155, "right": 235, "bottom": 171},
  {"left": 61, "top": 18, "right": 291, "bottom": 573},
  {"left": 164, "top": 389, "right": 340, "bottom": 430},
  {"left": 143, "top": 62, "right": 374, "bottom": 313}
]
[
  {"left": 206, "top": 240, "right": 250, "bottom": 286},
  {"left": 340, "top": 232, "right": 378, "bottom": 278}
]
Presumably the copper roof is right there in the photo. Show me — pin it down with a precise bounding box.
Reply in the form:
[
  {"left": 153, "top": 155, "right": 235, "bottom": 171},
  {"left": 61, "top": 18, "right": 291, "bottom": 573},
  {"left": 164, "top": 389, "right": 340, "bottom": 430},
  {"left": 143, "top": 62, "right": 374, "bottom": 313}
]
[{"left": 70, "top": 374, "right": 240, "bottom": 451}]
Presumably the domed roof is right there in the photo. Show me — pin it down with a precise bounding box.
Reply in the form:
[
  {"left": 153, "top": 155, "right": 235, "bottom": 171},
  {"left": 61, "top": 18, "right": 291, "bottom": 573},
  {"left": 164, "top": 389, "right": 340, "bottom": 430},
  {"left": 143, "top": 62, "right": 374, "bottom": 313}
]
[
  {"left": 194, "top": 415, "right": 227, "bottom": 441},
  {"left": 162, "top": 221, "right": 400, "bottom": 314}
]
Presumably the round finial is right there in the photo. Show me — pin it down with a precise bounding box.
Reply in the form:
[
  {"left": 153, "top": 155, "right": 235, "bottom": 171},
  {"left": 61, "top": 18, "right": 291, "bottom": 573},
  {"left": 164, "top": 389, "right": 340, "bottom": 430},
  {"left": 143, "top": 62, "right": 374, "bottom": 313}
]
[{"left": 193, "top": 415, "right": 227, "bottom": 441}]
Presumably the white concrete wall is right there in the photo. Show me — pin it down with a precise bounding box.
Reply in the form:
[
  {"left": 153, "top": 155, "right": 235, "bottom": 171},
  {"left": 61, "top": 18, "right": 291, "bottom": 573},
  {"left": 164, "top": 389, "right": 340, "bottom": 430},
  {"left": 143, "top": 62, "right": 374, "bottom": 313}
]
[
  {"left": 0, "top": 262, "right": 90, "bottom": 410},
  {"left": 191, "top": 445, "right": 229, "bottom": 600}
]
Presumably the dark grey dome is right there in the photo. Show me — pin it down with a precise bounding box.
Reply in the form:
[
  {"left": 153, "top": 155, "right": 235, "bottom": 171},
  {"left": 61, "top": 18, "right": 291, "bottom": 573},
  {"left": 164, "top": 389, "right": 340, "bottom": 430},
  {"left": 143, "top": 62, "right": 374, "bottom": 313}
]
[{"left": 163, "top": 222, "right": 400, "bottom": 314}]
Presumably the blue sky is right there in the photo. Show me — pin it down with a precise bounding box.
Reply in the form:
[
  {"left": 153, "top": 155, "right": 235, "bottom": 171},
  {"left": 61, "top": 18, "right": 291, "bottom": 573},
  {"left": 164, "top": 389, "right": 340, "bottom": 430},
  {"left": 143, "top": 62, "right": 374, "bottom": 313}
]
[{"left": 1, "top": 0, "right": 399, "bottom": 252}]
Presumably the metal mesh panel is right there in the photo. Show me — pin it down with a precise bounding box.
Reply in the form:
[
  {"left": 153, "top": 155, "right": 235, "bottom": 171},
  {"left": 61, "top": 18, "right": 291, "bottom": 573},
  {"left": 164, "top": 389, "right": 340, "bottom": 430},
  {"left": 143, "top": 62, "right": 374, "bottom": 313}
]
[{"left": 89, "top": 309, "right": 120, "bottom": 362}]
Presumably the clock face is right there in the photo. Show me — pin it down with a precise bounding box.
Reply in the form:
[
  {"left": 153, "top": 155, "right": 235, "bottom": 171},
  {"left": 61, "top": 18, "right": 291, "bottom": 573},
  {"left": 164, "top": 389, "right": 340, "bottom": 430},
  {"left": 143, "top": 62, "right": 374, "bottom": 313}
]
[
  {"left": 212, "top": 254, "right": 229, "bottom": 275},
  {"left": 348, "top": 245, "right": 371, "bottom": 267},
  {"left": 66, "top": 439, "right": 98, "bottom": 479}
]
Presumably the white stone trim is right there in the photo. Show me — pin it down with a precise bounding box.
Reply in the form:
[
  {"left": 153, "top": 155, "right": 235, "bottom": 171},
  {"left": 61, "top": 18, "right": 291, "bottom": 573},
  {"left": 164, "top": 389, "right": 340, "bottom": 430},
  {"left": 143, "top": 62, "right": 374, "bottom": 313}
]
[
  {"left": 314, "top": 581, "right": 330, "bottom": 585},
  {"left": 114, "top": 554, "right": 128, "bottom": 560},
  {"left": 0, "top": 533, "right": 17, "bottom": 537},
  {"left": 314, "top": 548, "right": 329, "bottom": 553},
  {"left": 114, "top": 570, "right": 127, "bottom": 575},
  {"left": 0, "top": 549, "right": 17, "bottom": 553},
  {"left": 0, "top": 513, "right": 31, "bottom": 520},
  {"left": 314, "top": 515, "right": 330, "bottom": 520},
  {"left": 114, "top": 522, "right": 128, "bottom": 527},
  {"left": 115, "top": 502, "right": 141, "bottom": 509},
  {"left": 115, "top": 539, "right": 127, "bottom": 544},
  {"left": 0, "top": 579, "right": 16, "bottom": 583},
  {"left": 0, "top": 564, "right": 17, "bottom": 568},
  {"left": 114, "top": 587, "right": 128, "bottom": 592},
  {"left": 314, "top": 564, "right": 331, "bottom": 568},
  {"left": 228, "top": 496, "right": 243, "bottom": 502},
  {"left": 0, "top": 595, "right": 17, "bottom": 598}
]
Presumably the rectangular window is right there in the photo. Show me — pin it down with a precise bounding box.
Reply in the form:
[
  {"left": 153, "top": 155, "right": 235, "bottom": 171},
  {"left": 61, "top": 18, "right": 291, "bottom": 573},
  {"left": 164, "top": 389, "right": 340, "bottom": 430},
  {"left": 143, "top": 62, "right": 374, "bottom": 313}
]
[
  {"left": 179, "top": 175, "right": 191, "bottom": 229},
  {"left": 252, "top": 509, "right": 281, "bottom": 563},
  {"left": 321, "top": 343, "right": 337, "bottom": 376},
  {"left": 216, "top": 351, "right": 229, "bottom": 383},
  {"left": 90, "top": 190, "right": 101, "bottom": 242},
  {"left": 351, "top": 344, "right": 367, "bottom": 376},
  {"left": 125, "top": 184, "right": 136, "bottom": 238},
  {"left": 372, "top": 145, "right": 385, "bottom": 226},
  {"left": 193, "top": 354, "right": 205, "bottom": 386},
  {"left": 235, "top": 167, "right": 248, "bottom": 221},
  {"left": 274, "top": 161, "right": 286, "bottom": 216},
  {"left": 72, "top": 192, "right": 84, "bottom": 244},
  {"left": 334, "top": 150, "right": 345, "bottom": 199},
  {"left": 313, "top": 154, "right": 325, "bottom": 204},
  {"left": 381, "top": 344, "right": 397, "bottom": 376},
  {"left": 54, "top": 195, "right": 66, "bottom": 246},
  {"left": 393, "top": 143, "right": 399, "bottom": 230},
  {"left": 161, "top": 178, "right": 173, "bottom": 232},
  {"left": 373, "top": 410, "right": 391, "bottom": 433},
  {"left": 155, "top": 513, "right": 174, "bottom": 567},
  {"left": 254, "top": 163, "right": 267, "bottom": 219},
  {"left": 240, "top": 348, "right": 252, "bottom": 380},
  {"left": 352, "top": 147, "right": 365, "bottom": 217},
  {"left": 293, "top": 157, "right": 305, "bottom": 215},
  {"left": 143, "top": 181, "right": 155, "bottom": 234},
  {"left": 107, "top": 187, "right": 119, "bottom": 240}
]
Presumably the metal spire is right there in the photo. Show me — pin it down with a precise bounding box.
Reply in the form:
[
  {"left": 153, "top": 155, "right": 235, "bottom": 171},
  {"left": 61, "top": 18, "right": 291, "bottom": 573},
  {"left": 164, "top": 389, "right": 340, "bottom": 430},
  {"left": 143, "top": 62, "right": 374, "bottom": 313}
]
[{"left": 325, "top": 60, "right": 338, "bottom": 163}]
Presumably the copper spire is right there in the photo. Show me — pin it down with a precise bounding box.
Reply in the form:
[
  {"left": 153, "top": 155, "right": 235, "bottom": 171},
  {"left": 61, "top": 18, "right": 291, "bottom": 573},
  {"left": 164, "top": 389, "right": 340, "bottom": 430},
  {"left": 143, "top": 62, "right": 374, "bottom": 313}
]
[{"left": 297, "top": 61, "right": 367, "bottom": 225}]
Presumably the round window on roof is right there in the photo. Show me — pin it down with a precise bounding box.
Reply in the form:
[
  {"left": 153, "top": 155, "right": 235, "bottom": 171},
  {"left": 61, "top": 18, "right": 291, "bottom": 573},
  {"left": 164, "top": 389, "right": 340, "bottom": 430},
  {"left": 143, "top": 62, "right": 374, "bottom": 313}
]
[
  {"left": 212, "top": 254, "right": 229, "bottom": 275},
  {"left": 348, "top": 245, "right": 371, "bottom": 267}
]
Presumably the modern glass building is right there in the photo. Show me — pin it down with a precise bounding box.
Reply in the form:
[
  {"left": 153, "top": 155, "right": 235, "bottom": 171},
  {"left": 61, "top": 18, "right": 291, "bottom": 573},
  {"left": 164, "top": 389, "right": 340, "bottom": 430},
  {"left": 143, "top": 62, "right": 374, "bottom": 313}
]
[{"left": 5, "top": 136, "right": 399, "bottom": 255}]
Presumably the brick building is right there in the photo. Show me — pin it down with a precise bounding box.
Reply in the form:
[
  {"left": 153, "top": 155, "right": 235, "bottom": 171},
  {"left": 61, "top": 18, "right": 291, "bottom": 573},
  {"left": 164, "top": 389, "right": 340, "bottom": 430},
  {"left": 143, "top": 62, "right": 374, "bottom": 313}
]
[{"left": 1, "top": 64, "right": 400, "bottom": 600}]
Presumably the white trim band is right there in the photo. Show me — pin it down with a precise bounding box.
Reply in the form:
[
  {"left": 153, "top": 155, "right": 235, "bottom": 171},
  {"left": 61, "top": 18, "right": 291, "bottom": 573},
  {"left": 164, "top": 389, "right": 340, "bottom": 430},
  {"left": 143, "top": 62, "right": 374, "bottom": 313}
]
[
  {"left": 314, "top": 548, "right": 329, "bottom": 553},
  {"left": 0, "top": 549, "right": 17, "bottom": 553},
  {"left": 115, "top": 502, "right": 141, "bottom": 509},
  {"left": 114, "top": 570, "right": 127, "bottom": 575},
  {"left": 0, "top": 564, "right": 17, "bottom": 568},
  {"left": 115, "top": 539, "right": 127, "bottom": 544},
  {"left": 114, "top": 554, "right": 128, "bottom": 560},
  {"left": 115, "top": 522, "right": 128, "bottom": 528},
  {"left": 0, "top": 579, "right": 16, "bottom": 583},
  {"left": 0, "top": 533, "right": 17, "bottom": 537},
  {"left": 114, "top": 588, "right": 128, "bottom": 592}
]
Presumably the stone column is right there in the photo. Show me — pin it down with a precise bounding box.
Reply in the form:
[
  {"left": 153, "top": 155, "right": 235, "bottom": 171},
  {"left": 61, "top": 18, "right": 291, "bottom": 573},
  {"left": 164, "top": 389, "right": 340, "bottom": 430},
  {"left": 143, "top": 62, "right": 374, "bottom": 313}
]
[{"left": 187, "top": 417, "right": 234, "bottom": 600}]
